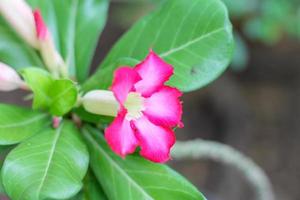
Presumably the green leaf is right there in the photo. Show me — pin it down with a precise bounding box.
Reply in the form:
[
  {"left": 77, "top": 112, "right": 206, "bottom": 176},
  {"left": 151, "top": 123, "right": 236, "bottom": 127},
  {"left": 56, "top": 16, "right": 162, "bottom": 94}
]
[
  {"left": 74, "top": 0, "right": 109, "bottom": 82},
  {"left": 21, "top": 68, "right": 54, "bottom": 109},
  {"left": 0, "top": 145, "right": 14, "bottom": 196},
  {"left": 51, "top": 171, "right": 108, "bottom": 200},
  {"left": 81, "top": 170, "right": 108, "bottom": 200},
  {"left": 2, "top": 121, "right": 89, "bottom": 200},
  {"left": 83, "top": 0, "right": 234, "bottom": 92},
  {"left": 73, "top": 107, "right": 113, "bottom": 125},
  {"left": 0, "top": 17, "right": 44, "bottom": 70},
  {"left": 48, "top": 79, "right": 78, "bottom": 116},
  {"left": 27, "top": 0, "right": 109, "bottom": 82},
  {"left": 0, "top": 104, "right": 50, "bottom": 145},
  {"left": 21, "top": 68, "right": 78, "bottom": 116},
  {"left": 0, "top": 145, "right": 13, "bottom": 163},
  {"left": 83, "top": 126, "right": 206, "bottom": 200}
]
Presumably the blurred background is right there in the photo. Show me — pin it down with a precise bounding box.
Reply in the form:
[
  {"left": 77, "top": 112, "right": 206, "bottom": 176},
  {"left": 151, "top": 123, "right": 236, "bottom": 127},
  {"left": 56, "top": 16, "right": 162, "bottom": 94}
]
[{"left": 1, "top": 0, "right": 299, "bottom": 199}]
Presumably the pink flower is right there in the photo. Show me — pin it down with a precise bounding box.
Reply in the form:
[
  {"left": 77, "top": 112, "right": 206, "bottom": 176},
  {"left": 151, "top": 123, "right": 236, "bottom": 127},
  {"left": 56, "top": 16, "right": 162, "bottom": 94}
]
[
  {"left": 33, "top": 9, "right": 67, "bottom": 77},
  {"left": 105, "top": 50, "right": 183, "bottom": 163}
]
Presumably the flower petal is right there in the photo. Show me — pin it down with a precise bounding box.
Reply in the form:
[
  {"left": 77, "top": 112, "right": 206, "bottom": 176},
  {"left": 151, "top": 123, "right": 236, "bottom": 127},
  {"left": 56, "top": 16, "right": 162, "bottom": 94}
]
[
  {"left": 144, "top": 86, "right": 183, "bottom": 127},
  {"left": 0, "top": 0, "right": 38, "bottom": 48},
  {"left": 111, "top": 67, "right": 141, "bottom": 104},
  {"left": 133, "top": 116, "right": 175, "bottom": 163},
  {"left": 0, "top": 62, "right": 23, "bottom": 91},
  {"left": 33, "top": 9, "right": 48, "bottom": 40},
  {"left": 105, "top": 109, "right": 139, "bottom": 157},
  {"left": 134, "top": 50, "right": 173, "bottom": 97}
]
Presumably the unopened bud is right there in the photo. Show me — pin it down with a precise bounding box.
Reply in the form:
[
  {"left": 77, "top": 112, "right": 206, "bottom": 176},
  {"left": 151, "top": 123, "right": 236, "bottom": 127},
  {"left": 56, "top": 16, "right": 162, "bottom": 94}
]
[
  {"left": 0, "top": 0, "right": 38, "bottom": 48},
  {"left": 82, "top": 90, "right": 120, "bottom": 117},
  {"left": 52, "top": 116, "right": 62, "bottom": 129},
  {"left": 33, "top": 9, "right": 67, "bottom": 77},
  {"left": 0, "top": 62, "right": 25, "bottom": 91}
]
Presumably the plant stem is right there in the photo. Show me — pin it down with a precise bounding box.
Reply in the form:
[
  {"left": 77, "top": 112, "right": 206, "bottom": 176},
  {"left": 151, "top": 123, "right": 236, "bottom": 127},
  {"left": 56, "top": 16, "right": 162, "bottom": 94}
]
[{"left": 172, "top": 139, "right": 275, "bottom": 200}]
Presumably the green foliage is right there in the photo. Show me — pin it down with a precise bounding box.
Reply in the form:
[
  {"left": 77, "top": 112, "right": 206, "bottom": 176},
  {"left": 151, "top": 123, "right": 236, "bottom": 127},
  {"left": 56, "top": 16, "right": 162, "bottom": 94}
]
[
  {"left": 22, "top": 68, "right": 78, "bottom": 116},
  {"left": 64, "top": 171, "right": 108, "bottom": 200},
  {"left": 21, "top": 68, "right": 54, "bottom": 109},
  {"left": 81, "top": 171, "right": 108, "bottom": 200},
  {"left": 0, "top": 104, "right": 50, "bottom": 145},
  {"left": 0, "top": 0, "right": 236, "bottom": 199},
  {"left": 83, "top": 0, "right": 234, "bottom": 92},
  {"left": 223, "top": 0, "right": 300, "bottom": 43},
  {"left": 0, "top": 145, "right": 14, "bottom": 197},
  {"left": 221, "top": 0, "right": 300, "bottom": 72},
  {"left": 2, "top": 121, "right": 89, "bottom": 200},
  {"left": 83, "top": 126, "right": 207, "bottom": 200},
  {"left": 48, "top": 79, "right": 78, "bottom": 116},
  {"left": 27, "top": 0, "right": 109, "bottom": 82},
  {"left": 73, "top": 107, "right": 113, "bottom": 125}
]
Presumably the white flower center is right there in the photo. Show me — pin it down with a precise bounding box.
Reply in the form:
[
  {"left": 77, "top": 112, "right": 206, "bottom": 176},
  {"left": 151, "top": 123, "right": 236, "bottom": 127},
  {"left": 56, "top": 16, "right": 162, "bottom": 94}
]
[{"left": 124, "top": 92, "right": 145, "bottom": 120}]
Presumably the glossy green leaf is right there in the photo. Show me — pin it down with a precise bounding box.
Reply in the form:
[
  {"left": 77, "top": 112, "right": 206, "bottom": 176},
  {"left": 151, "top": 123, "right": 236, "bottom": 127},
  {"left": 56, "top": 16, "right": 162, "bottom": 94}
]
[
  {"left": 27, "top": 0, "right": 109, "bottom": 82},
  {"left": 57, "top": 171, "right": 108, "bottom": 200},
  {"left": 2, "top": 121, "right": 89, "bottom": 200},
  {"left": 0, "top": 145, "right": 13, "bottom": 197},
  {"left": 21, "top": 68, "right": 54, "bottom": 109},
  {"left": 83, "top": 126, "right": 206, "bottom": 200},
  {"left": 0, "top": 173, "right": 5, "bottom": 195},
  {"left": 21, "top": 68, "right": 78, "bottom": 116},
  {"left": 48, "top": 79, "right": 78, "bottom": 116},
  {"left": 0, "top": 104, "right": 50, "bottom": 145},
  {"left": 83, "top": 0, "right": 234, "bottom": 92},
  {"left": 74, "top": 0, "right": 109, "bottom": 82},
  {"left": 0, "top": 17, "right": 44, "bottom": 70},
  {"left": 81, "top": 171, "right": 108, "bottom": 200}
]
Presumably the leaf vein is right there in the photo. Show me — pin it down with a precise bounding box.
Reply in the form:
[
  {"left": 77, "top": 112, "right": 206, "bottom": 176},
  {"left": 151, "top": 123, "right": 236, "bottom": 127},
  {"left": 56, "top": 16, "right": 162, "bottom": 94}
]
[
  {"left": 36, "top": 123, "right": 64, "bottom": 197},
  {"left": 159, "top": 27, "right": 226, "bottom": 58}
]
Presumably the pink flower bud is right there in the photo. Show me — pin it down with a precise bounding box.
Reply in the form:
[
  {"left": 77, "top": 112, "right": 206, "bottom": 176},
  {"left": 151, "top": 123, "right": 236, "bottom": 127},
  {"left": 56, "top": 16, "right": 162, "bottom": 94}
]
[
  {"left": 0, "top": 0, "right": 38, "bottom": 48},
  {"left": 33, "top": 9, "right": 48, "bottom": 41},
  {"left": 0, "top": 62, "right": 25, "bottom": 91},
  {"left": 52, "top": 116, "right": 62, "bottom": 129},
  {"left": 33, "top": 9, "right": 67, "bottom": 77}
]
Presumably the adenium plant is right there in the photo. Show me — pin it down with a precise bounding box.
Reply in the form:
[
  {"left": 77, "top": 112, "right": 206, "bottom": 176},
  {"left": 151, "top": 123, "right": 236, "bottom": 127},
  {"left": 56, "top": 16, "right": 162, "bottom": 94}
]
[
  {"left": 0, "top": 0, "right": 234, "bottom": 200},
  {"left": 83, "top": 51, "right": 183, "bottom": 163}
]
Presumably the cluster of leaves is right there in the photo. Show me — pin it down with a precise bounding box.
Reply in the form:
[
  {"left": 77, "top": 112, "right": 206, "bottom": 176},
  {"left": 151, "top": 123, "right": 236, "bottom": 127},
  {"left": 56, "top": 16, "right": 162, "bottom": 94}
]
[
  {"left": 0, "top": 0, "right": 234, "bottom": 199},
  {"left": 222, "top": 0, "right": 300, "bottom": 70}
]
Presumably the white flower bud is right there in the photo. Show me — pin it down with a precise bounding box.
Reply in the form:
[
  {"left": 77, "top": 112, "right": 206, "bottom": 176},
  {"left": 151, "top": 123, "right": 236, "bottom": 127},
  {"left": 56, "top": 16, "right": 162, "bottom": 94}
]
[
  {"left": 0, "top": 62, "right": 25, "bottom": 91},
  {"left": 39, "top": 37, "right": 66, "bottom": 77},
  {"left": 82, "top": 90, "right": 120, "bottom": 117},
  {"left": 0, "top": 0, "right": 38, "bottom": 48}
]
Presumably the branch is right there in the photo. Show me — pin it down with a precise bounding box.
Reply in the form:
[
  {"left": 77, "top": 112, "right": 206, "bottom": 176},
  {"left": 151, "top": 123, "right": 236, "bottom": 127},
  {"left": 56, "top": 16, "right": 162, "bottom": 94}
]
[{"left": 172, "top": 139, "right": 275, "bottom": 200}]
